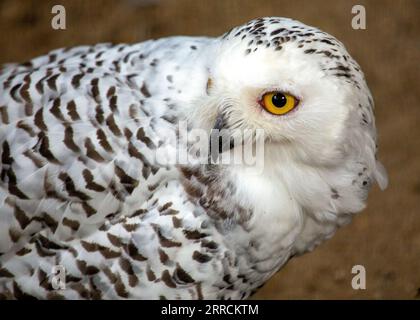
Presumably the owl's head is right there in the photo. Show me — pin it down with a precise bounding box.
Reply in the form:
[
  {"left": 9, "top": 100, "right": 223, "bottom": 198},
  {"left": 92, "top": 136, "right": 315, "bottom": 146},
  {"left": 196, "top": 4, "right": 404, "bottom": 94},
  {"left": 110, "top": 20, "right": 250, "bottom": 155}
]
[{"left": 191, "top": 17, "right": 387, "bottom": 192}]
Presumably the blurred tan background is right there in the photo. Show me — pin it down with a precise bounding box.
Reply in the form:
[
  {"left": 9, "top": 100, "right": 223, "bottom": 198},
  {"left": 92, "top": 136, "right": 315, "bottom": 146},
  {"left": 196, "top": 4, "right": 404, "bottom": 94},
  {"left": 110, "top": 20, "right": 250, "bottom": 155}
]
[{"left": 0, "top": 0, "right": 419, "bottom": 299}]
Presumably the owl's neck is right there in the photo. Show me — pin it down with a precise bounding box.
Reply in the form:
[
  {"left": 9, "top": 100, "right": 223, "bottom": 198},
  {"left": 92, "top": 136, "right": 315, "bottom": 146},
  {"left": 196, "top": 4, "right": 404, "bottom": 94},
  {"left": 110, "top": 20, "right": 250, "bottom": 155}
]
[
  {"left": 180, "top": 143, "right": 356, "bottom": 283},
  {"left": 179, "top": 159, "right": 304, "bottom": 281}
]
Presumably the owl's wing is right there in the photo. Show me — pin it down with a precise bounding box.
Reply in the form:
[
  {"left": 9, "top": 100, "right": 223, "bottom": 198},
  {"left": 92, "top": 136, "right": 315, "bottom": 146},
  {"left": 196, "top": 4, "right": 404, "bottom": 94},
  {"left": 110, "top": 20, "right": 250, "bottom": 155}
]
[{"left": 0, "top": 44, "right": 177, "bottom": 256}]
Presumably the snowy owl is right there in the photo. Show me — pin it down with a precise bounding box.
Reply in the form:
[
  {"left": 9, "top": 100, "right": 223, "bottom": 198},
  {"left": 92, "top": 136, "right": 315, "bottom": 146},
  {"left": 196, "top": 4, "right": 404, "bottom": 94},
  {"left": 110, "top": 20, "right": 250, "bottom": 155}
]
[{"left": 0, "top": 17, "right": 387, "bottom": 299}]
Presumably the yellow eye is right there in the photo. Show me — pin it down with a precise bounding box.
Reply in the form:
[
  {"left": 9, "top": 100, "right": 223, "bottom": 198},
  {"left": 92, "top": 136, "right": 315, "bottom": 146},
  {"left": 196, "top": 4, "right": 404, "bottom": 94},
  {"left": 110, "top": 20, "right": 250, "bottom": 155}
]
[{"left": 260, "top": 92, "right": 298, "bottom": 115}]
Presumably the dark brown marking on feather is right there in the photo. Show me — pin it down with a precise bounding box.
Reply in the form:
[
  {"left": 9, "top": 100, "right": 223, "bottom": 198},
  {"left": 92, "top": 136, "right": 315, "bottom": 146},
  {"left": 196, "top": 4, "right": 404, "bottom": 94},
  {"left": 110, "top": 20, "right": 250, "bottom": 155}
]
[
  {"left": 100, "top": 247, "right": 121, "bottom": 259},
  {"left": 1, "top": 149, "right": 27, "bottom": 198},
  {"left": 114, "top": 165, "right": 138, "bottom": 194},
  {"left": 67, "top": 100, "right": 81, "bottom": 121},
  {"left": 43, "top": 174, "right": 66, "bottom": 202},
  {"left": 34, "top": 240, "right": 55, "bottom": 257},
  {"left": 0, "top": 268, "right": 14, "bottom": 278},
  {"left": 331, "top": 187, "right": 340, "bottom": 199},
  {"left": 7, "top": 169, "right": 29, "bottom": 199},
  {"left": 158, "top": 248, "right": 169, "bottom": 264},
  {"left": 106, "top": 114, "right": 122, "bottom": 137},
  {"left": 14, "top": 205, "right": 31, "bottom": 229},
  {"left": 160, "top": 208, "right": 179, "bottom": 216},
  {"left": 124, "top": 242, "right": 147, "bottom": 261},
  {"left": 123, "top": 223, "right": 139, "bottom": 232},
  {"left": 146, "top": 266, "right": 156, "bottom": 282},
  {"left": 201, "top": 240, "right": 218, "bottom": 250},
  {"left": 69, "top": 283, "right": 90, "bottom": 299},
  {"left": 85, "top": 265, "right": 100, "bottom": 275},
  {"left": 81, "top": 240, "right": 97, "bottom": 252},
  {"left": 58, "top": 172, "right": 91, "bottom": 201},
  {"left": 88, "top": 277, "right": 102, "bottom": 300},
  {"left": 17, "top": 120, "right": 36, "bottom": 137},
  {"left": 38, "top": 269, "right": 52, "bottom": 290},
  {"left": 50, "top": 98, "right": 65, "bottom": 121},
  {"left": 64, "top": 126, "right": 80, "bottom": 152},
  {"left": 174, "top": 263, "right": 195, "bottom": 284},
  {"left": 119, "top": 258, "right": 135, "bottom": 276},
  {"left": 96, "top": 129, "right": 113, "bottom": 152},
  {"left": 71, "top": 73, "right": 84, "bottom": 88},
  {"left": 114, "top": 278, "right": 129, "bottom": 298},
  {"left": 106, "top": 86, "right": 116, "bottom": 98},
  {"left": 62, "top": 217, "right": 80, "bottom": 231},
  {"left": 16, "top": 247, "right": 32, "bottom": 256},
  {"left": 192, "top": 251, "right": 212, "bottom": 263},
  {"left": 0, "top": 106, "right": 9, "bottom": 124},
  {"left": 41, "top": 212, "right": 59, "bottom": 233},
  {"left": 24, "top": 102, "right": 34, "bottom": 116},
  {"left": 128, "top": 274, "right": 139, "bottom": 288},
  {"left": 112, "top": 60, "right": 121, "bottom": 72},
  {"left": 183, "top": 182, "right": 203, "bottom": 198},
  {"left": 109, "top": 179, "right": 125, "bottom": 201},
  {"left": 172, "top": 216, "right": 182, "bottom": 228},
  {"left": 148, "top": 183, "right": 159, "bottom": 191},
  {"left": 47, "top": 74, "right": 59, "bottom": 91},
  {"left": 35, "top": 75, "right": 46, "bottom": 94},
  {"left": 68, "top": 247, "right": 78, "bottom": 257},
  {"left": 81, "top": 202, "right": 97, "bottom": 217},
  {"left": 329, "top": 65, "right": 351, "bottom": 72},
  {"left": 128, "top": 142, "right": 146, "bottom": 162},
  {"left": 37, "top": 234, "right": 65, "bottom": 251},
  {"left": 107, "top": 233, "right": 124, "bottom": 247},
  {"left": 91, "top": 78, "right": 100, "bottom": 102},
  {"left": 158, "top": 202, "right": 173, "bottom": 212},
  {"left": 183, "top": 229, "right": 207, "bottom": 240},
  {"left": 3, "top": 73, "right": 16, "bottom": 90},
  {"left": 82, "top": 169, "right": 106, "bottom": 192},
  {"left": 1, "top": 140, "right": 12, "bottom": 167},
  {"left": 161, "top": 270, "right": 176, "bottom": 288},
  {"left": 140, "top": 83, "right": 151, "bottom": 97},
  {"left": 196, "top": 282, "right": 203, "bottom": 300},
  {"left": 10, "top": 83, "right": 22, "bottom": 102},
  {"left": 132, "top": 208, "right": 147, "bottom": 217},
  {"left": 152, "top": 225, "right": 182, "bottom": 248},
  {"left": 109, "top": 95, "right": 118, "bottom": 112},
  {"left": 103, "top": 267, "right": 119, "bottom": 284},
  {"left": 85, "top": 138, "right": 105, "bottom": 162},
  {"left": 136, "top": 127, "right": 154, "bottom": 148},
  {"left": 19, "top": 74, "right": 31, "bottom": 98},
  {"left": 34, "top": 108, "right": 47, "bottom": 131},
  {"left": 38, "top": 133, "right": 60, "bottom": 163},
  {"left": 124, "top": 128, "right": 133, "bottom": 140},
  {"left": 334, "top": 72, "right": 351, "bottom": 79},
  {"left": 95, "top": 105, "right": 104, "bottom": 124}
]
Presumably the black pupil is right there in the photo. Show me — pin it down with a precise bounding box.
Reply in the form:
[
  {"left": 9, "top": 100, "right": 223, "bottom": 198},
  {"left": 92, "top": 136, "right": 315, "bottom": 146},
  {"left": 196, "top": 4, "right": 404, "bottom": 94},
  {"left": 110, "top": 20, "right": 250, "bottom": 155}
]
[{"left": 271, "top": 93, "right": 287, "bottom": 108}]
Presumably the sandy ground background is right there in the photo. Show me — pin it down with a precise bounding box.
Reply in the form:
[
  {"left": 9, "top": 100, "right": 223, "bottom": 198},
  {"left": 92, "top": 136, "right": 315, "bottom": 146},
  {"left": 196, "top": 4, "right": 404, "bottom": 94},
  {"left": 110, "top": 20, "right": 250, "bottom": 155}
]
[{"left": 0, "top": 0, "right": 418, "bottom": 299}]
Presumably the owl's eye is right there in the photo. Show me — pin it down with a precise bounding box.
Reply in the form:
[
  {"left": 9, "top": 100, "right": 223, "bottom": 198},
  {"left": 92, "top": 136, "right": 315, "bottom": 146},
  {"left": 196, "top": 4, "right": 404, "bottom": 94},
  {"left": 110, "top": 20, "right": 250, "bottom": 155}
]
[{"left": 259, "top": 92, "right": 299, "bottom": 115}]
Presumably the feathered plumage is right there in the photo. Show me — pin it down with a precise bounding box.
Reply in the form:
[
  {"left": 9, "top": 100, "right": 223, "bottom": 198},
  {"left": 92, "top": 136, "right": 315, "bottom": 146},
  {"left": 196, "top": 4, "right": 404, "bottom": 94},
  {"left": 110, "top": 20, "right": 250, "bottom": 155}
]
[{"left": 0, "top": 17, "right": 387, "bottom": 299}]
